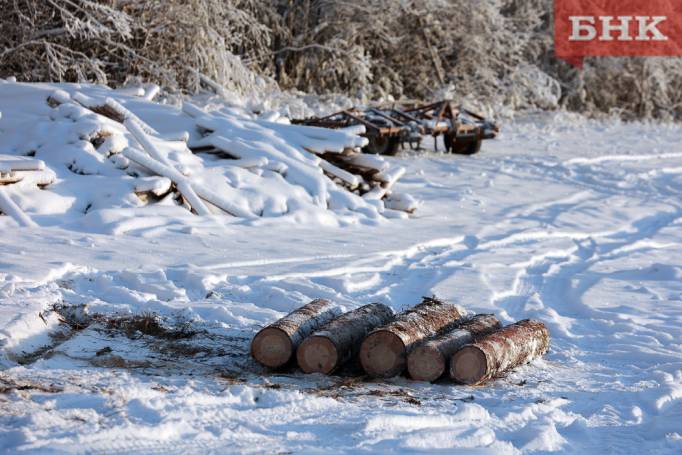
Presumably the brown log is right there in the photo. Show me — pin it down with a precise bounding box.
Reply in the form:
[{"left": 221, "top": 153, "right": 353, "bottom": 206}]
[
  {"left": 450, "top": 319, "right": 550, "bottom": 385},
  {"left": 407, "top": 314, "right": 501, "bottom": 382},
  {"left": 251, "top": 299, "right": 341, "bottom": 369},
  {"left": 359, "top": 297, "right": 466, "bottom": 378},
  {"left": 296, "top": 303, "right": 394, "bottom": 374},
  {"left": 0, "top": 172, "right": 23, "bottom": 185}
]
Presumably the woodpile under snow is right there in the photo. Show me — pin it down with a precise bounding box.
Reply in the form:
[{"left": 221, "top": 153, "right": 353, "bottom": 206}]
[
  {"left": 0, "top": 80, "right": 417, "bottom": 228},
  {"left": 251, "top": 297, "right": 550, "bottom": 385},
  {"left": 0, "top": 154, "right": 55, "bottom": 227}
]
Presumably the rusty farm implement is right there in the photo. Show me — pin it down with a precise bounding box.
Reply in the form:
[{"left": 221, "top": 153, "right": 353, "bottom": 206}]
[{"left": 293, "top": 100, "right": 499, "bottom": 156}]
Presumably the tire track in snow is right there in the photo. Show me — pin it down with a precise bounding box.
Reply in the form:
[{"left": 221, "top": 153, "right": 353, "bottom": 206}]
[
  {"left": 491, "top": 208, "right": 682, "bottom": 323},
  {"left": 223, "top": 205, "right": 682, "bottom": 323},
  {"left": 565, "top": 152, "right": 682, "bottom": 166},
  {"left": 485, "top": 208, "right": 682, "bottom": 441}
]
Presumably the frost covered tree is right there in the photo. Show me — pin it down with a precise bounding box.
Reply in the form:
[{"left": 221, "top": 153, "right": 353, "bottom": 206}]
[
  {"left": 1, "top": 0, "right": 682, "bottom": 120},
  {"left": 0, "top": 0, "right": 277, "bottom": 93}
]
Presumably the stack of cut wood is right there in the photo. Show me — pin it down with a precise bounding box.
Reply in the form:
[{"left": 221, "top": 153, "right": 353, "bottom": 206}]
[
  {"left": 47, "top": 90, "right": 251, "bottom": 218},
  {"left": 45, "top": 87, "right": 416, "bottom": 220},
  {"left": 0, "top": 155, "right": 55, "bottom": 227},
  {"left": 251, "top": 297, "right": 550, "bottom": 385},
  {"left": 185, "top": 102, "right": 418, "bottom": 218}
]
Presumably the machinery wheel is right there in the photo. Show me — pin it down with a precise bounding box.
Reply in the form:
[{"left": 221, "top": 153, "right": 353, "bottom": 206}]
[
  {"left": 444, "top": 133, "right": 482, "bottom": 155},
  {"left": 364, "top": 136, "right": 401, "bottom": 155}
]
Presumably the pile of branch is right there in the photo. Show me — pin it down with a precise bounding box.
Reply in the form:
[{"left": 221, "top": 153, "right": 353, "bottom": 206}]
[
  {"left": 251, "top": 297, "right": 550, "bottom": 385},
  {"left": 0, "top": 152, "right": 55, "bottom": 227},
  {"left": 185, "top": 102, "right": 417, "bottom": 218},
  {"left": 48, "top": 89, "right": 259, "bottom": 218},
  {"left": 43, "top": 85, "right": 415, "bottom": 220}
]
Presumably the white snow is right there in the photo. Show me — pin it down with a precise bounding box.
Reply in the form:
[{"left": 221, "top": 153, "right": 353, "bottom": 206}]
[{"left": 1, "top": 92, "right": 682, "bottom": 454}]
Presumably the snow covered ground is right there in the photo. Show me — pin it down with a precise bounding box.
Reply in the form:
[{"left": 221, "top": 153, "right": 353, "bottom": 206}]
[{"left": 1, "top": 99, "right": 682, "bottom": 453}]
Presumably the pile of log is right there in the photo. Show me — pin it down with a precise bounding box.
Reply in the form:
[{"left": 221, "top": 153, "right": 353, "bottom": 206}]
[
  {"left": 185, "top": 102, "right": 418, "bottom": 217},
  {"left": 45, "top": 88, "right": 416, "bottom": 220},
  {"left": 251, "top": 297, "right": 550, "bottom": 385},
  {"left": 0, "top": 154, "right": 55, "bottom": 227}
]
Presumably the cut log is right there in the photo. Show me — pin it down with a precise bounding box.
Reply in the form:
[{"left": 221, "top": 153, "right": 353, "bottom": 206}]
[
  {"left": 134, "top": 176, "right": 172, "bottom": 197},
  {"left": 407, "top": 314, "right": 501, "bottom": 382},
  {"left": 156, "top": 131, "right": 190, "bottom": 143},
  {"left": 20, "top": 170, "right": 57, "bottom": 188},
  {"left": 342, "top": 154, "right": 389, "bottom": 173},
  {"left": 123, "top": 118, "right": 174, "bottom": 168},
  {"left": 359, "top": 297, "right": 466, "bottom": 378},
  {"left": 318, "top": 159, "right": 360, "bottom": 189},
  {"left": 0, "top": 158, "right": 45, "bottom": 173},
  {"left": 114, "top": 86, "right": 145, "bottom": 97},
  {"left": 384, "top": 192, "right": 419, "bottom": 214},
  {"left": 123, "top": 148, "right": 211, "bottom": 216},
  {"left": 251, "top": 299, "right": 341, "bottom": 369},
  {"left": 123, "top": 147, "right": 255, "bottom": 218},
  {"left": 450, "top": 319, "right": 550, "bottom": 385},
  {"left": 296, "top": 303, "right": 394, "bottom": 374},
  {"left": 0, "top": 172, "right": 23, "bottom": 185},
  {"left": 373, "top": 166, "right": 406, "bottom": 185},
  {"left": 70, "top": 93, "right": 124, "bottom": 124},
  {"left": 362, "top": 184, "right": 388, "bottom": 201},
  {"left": 0, "top": 187, "right": 37, "bottom": 227}
]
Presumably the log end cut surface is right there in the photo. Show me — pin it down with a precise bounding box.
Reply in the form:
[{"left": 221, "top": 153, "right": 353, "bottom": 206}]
[
  {"left": 451, "top": 346, "right": 488, "bottom": 384},
  {"left": 296, "top": 336, "right": 338, "bottom": 374},
  {"left": 251, "top": 327, "right": 293, "bottom": 369},
  {"left": 407, "top": 346, "right": 445, "bottom": 382},
  {"left": 360, "top": 330, "right": 406, "bottom": 378}
]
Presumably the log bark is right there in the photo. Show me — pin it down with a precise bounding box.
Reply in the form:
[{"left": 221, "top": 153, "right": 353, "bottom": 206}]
[
  {"left": 407, "top": 314, "right": 501, "bottom": 382},
  {"left": 359, "top": 297, "right": 466, "bottom": 378},
  {"left": 296, "top": 303, "right": 394, "bottom": 374},
  {"left": 450, "top": 319, "right": 550, "bottom": 385},
  {"left": 251, "top": 299, "right": 341, "bottom": 369}
]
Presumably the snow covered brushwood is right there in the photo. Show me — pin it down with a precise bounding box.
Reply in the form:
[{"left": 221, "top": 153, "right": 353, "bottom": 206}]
[
  {"left": 184, "top": 102, "right": 415, "bottom": 217},
  {"left": 251, "top": 299, "right": 341, "bottom": 369},
  {"left": 7, "top": 81, "right": 413, "bottom": 224},
  {"left": 407, "top": 314, "right": 501, "bottom": 382},
  {"left": 450, "top": 319, "right": 550, "bottom": 385},
  {"left": 296, "top": 303, "right": 394, "bottom": 374},
  {"left": 359, "top": 297, "right": 467, "bottom": 378}
]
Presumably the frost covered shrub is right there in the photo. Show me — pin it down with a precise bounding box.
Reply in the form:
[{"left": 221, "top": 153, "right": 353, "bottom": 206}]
[
  {"left": 1, "top": 0, "right": 682, "bottom": 120},
  {"left": 0, "top": 0, "right": 277, "bottom": 93},
  {"left": 569, "top": 58, "right": 682, "bottom": 121},
  {"left": 269, "top": 0, "right": 547, "bottom": 107}
]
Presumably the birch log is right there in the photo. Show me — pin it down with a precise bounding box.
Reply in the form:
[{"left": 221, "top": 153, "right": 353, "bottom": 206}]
[
  {"left": 359, "top": 297, "right": 466, "bottom": 378},
  {"left": 251, "top": 299, "right": 341, "bottom": 369},
  {"left": 450, "top": 319, "right": 550, "bottom": 385},
  {"left": 296, "top": 303, "right": 394, "bottom": 374},
  {"left": 407, "top": 314, "right": 501, "bottom": 382}
]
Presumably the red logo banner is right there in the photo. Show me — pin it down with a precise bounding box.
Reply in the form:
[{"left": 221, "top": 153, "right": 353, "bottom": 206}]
[{"left": 555, "top": 0, "right": 682, "bottom": 67}]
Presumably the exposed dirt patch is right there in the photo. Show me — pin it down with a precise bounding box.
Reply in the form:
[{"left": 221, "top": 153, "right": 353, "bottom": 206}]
[{"left": 0, "top": 375, "right": 63, "bottom": 394}]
